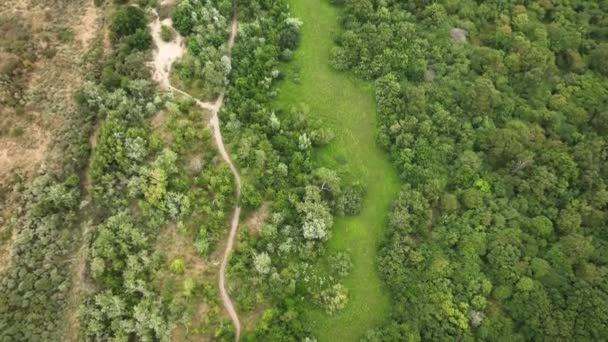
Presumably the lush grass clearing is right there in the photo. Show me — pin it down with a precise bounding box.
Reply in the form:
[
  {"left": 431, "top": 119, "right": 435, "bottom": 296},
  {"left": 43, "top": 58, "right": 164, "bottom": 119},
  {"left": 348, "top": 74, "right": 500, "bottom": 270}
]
[{"left": 274, "top": 0, "right": 400, "bottom": 340}]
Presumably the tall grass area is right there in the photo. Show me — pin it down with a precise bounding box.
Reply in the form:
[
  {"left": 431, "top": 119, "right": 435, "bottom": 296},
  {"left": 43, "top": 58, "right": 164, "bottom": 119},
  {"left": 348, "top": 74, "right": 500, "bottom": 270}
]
[{"left": 275, "top": 0, "right": 400, "bottom": 340}]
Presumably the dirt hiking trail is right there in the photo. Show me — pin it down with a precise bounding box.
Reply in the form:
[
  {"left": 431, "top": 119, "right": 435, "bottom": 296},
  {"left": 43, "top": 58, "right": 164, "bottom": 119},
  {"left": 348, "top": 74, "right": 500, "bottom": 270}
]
[{"left": 150, "top": 8, "right": 242, "bottom": 340}]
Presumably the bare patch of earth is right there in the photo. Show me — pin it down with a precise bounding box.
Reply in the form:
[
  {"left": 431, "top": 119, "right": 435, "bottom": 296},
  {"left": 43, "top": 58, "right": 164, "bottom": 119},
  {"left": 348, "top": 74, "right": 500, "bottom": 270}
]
[{"left": 245, "top": 202, "right": 270, "bottom": 235}]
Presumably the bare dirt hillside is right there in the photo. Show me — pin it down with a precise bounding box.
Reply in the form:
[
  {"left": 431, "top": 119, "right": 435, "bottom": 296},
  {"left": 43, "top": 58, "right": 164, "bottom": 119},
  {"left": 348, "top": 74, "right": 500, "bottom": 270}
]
[
  {"left": 0, "top": 0, "right": 101, "bottom": 281},
  {"left": 0, "top": 0, "right": 100, "bottom": 184}
]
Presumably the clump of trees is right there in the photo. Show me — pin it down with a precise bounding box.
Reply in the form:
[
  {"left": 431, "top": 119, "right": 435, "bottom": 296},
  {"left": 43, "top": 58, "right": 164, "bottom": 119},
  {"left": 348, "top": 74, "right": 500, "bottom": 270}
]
[
  {"left": 183, "top": 0, "right": 366, "bottom": 339},
  {"left": 329, "top": 0, "right": 608, "bottom": 340},
  {"left": 80, "top": 2, "right": 244, "bottom": 339},
  {"left": 171, "top": 0, "right": 232, "bottom": 100}
]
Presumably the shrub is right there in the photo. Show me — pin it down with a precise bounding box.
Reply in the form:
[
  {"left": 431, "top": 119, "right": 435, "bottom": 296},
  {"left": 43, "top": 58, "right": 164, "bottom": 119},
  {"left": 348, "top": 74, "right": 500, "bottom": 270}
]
[
  {"left": 123, "top": 28, "right": 152, "bottom": 51},
  {"left": 170, "top": 257, "right": 186, "bottom": 274},
  {"left": 319, "top": 284, "right": 348, "bottom": 314},
  {"left": 57, "top": 28, "right": 74, "bottom": 43},
  {"left": 329, "top": 252, "right": 352, "bottom": 278},
  {"left": 160, "top": 25, "right": 175, "bottom": 42},
  {"left": 241, "top": 183, "right": 262, "bottom": 209}
]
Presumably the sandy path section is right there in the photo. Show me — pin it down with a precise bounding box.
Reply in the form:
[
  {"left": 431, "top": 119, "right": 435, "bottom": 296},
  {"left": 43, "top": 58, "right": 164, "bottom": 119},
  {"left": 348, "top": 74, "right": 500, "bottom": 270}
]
[{"left": 150, "top": 9, "right": 242, "bottom": 340}]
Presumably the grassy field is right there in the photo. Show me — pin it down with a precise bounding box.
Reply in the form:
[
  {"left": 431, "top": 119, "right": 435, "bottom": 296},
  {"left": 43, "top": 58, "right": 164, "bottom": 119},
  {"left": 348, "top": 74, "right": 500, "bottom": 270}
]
[{"left": 274, "top": 0, "right": 400, "bottom": 340}]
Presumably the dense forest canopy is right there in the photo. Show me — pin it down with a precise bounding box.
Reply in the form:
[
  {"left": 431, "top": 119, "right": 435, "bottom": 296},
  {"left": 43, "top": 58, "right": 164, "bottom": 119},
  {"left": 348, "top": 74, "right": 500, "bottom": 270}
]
[{"left": 328, "top": 0, "right": 608, "bottom": 340}]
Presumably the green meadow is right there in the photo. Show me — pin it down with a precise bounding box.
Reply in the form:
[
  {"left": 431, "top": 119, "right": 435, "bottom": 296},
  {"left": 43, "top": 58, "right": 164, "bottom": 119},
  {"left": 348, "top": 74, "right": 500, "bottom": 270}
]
[{"left": 275, "top": 0, "right": 400, "bottom": 340}]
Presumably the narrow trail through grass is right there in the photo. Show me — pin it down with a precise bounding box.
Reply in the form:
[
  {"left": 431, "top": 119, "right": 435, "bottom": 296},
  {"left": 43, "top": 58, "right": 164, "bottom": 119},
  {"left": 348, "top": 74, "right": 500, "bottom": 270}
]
[{"left": 275, "top": 0, "right": 400, "bottom": 340}]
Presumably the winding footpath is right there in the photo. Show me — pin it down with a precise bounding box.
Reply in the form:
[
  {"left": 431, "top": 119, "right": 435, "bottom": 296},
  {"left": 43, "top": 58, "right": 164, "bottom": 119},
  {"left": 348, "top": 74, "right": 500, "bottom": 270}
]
[{"left": 150, "top": 10, "right": 242, "bottom": 340}]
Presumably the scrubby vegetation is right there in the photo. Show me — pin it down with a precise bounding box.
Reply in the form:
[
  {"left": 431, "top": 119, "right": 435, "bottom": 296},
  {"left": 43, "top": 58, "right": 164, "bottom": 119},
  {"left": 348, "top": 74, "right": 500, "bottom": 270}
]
[
  {"left": 0, "top": 0, "right": 99, "bottom": 339},
  {"left": 0, "top": 95, "right": 94, "bottom": 341},
  {"left": 79, "top": 2, "right": 239, "bottom": 339}
]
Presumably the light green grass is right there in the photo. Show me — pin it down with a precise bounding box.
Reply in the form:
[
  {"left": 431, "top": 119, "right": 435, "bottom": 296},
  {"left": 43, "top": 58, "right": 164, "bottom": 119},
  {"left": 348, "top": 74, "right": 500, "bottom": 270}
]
[{"left": 274, "top": 0, "right": 400, "bottom": 340}]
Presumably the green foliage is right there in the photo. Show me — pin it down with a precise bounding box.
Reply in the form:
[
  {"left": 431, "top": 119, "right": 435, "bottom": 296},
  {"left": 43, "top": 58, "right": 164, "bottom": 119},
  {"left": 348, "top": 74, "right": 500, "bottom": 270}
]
[
  {"left": 81, "top": 74, "right": 236, "bottom": 338},
  {"left": 330, "top": 0, "right": 608, "bottom": 340},
  {"left": 241, "top": 183, "right": 262, "bottom": 209},
  {"left": 172, "top": 0, "right": 195, "bottom": 35},
  {"left": 57, "top": 28, "right": 75, "bottom": 43},
  {"left": 268, "top": 0, "right": 403, "bottom": 339},
  {"left": 279, "top": 17, "right": 302, "bottom": 50},
  {"left": 194, "top": 0, "right": 369, "bottom": 339},
  {"left": 171, "top": 1, "right": 230, "bottom": 101},
  {"left": 160, "top": 24, "right": 175, "bottom": 42},
  {"left": 253, "top": 252, "right": 271, "bottom": 275},
  {"left": 110, "top": 6, "right": 147, "bottom": 42},
  {"left": 170, "top": 257, "right": 186, "bottom": 274},
  {"left": 78, "top": 3, "right": 184, "bottom": 339},
  {"left": 316, "top": 283, "right": 348, "bottom": 314},
  {"left": 590, "top": 43, "right": 608, "bottom": 76},
  {"left": 337, "top": 183, "right": 364, "bottom": 216}
]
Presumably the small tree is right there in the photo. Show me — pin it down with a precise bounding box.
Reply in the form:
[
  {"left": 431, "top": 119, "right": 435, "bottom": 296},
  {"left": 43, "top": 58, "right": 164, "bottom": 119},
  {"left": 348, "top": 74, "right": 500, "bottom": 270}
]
[
  {"left": 110, "top": 6, "right": 147, "bottom": 42},
  {"left": 160, "top": 25, "right": 175, "bottom": 42},
  {"left": 170, "top": 258, "right": 186, "bottom": 274}
]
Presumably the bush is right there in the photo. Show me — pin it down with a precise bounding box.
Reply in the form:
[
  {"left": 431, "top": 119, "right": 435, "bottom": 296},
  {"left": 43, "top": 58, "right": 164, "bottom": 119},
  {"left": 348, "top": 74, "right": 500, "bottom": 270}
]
[
  {"left": 280, "top": 18, "right": 302, "bottom": 50},
  {"left": 170, "top": 258, "right": 186, "bottom": 274},
  {"left": 280, "top": 48, "right": 293, "bottom": 61},
  {"left": 160, "top": 25, "right": 175, "bottom": 42},
  {"left": 241, "top": 183, "right": 262, "bottom": 209},
  {"left": 110, "top": 6, "right": 147, "bottom": 42},
  {"left": 329, "top": 252, "right": 352, "bottom": 278},
  {"left": 172, "top": 1, "right": 195, "bottom": 35},
  {"left": 123, "top": 28, "right": 152, "bottom": 51},
  {"left": 319, "top": 284, "right": 348, "bottom": 314},
  {"left": 339, "top": 183, "right": 365, "bottom": 215}
]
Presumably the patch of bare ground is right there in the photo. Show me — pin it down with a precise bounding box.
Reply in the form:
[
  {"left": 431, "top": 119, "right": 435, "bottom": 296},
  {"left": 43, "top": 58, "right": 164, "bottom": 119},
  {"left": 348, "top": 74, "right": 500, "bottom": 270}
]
[
  {"left": 151, "top": 110, "right": 175, "bottom": 145},
  {"left": 149, "top": 10, "right": 185, "bottom": 89},
  {"left": 161, "top": 224, "right": 210, "bottom": 276},
  {"left": 171, "top": 302, "right": 213, "bottom": 342},
  {"left": 76, "top": 1, "right": 99, "bottom": 49},
  {"left": 0, "top": 0, "right": 101, "bottom": 184},
  {"left": 245, "top": 202, "right": 270, "bottom": 235},
  {"left": 0, "top": 177, "right": 22, "bottom": 273},
  {"left": 241, "top": 306, "right": 266, "bottom": 332},
  {"left": 0, "top": 120, "right": 50, "bottom": 183}
]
